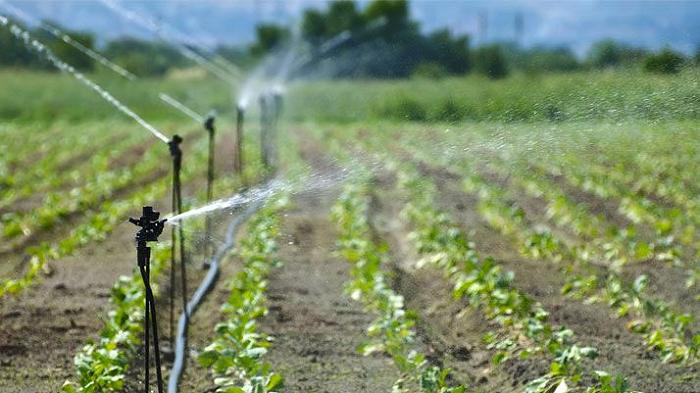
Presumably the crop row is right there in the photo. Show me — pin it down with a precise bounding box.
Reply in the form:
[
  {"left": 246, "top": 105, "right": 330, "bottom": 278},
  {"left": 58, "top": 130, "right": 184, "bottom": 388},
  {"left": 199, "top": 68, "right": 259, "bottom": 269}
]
[
  {"left": 320, "top": 125, "right": 632, "bottom": 391},
  {"left": 61, "top": 242, "right": 170, "bottom": 393},
  {"left": 389, "top": 128, "right": 699, "bottom": 364},
  {"left": 0, "top": 131, "right": 207, "bottom": 299},
  {"left": 462, "top": 169, "right": 698, "bottom": 363},
  {"left": 1, "top": 131, "right": 162, "bottom": 247},
  {"left": 0, "top": 122, "right": 134, "bottom": 211},
  {"left": 60, "top": 143, "right": 260, "bottom": 392},
  {"left": 198, "top": 196, "right": 287, "bottom": 393},
  {"left": 331, "top": 177, "right": 465, "bottom": 393},
  {"left": 498, "top": 160, "right": 699, "bottom": 296},
  {"left": 390, "top": 159, "right": 637, "bottom": 393}
]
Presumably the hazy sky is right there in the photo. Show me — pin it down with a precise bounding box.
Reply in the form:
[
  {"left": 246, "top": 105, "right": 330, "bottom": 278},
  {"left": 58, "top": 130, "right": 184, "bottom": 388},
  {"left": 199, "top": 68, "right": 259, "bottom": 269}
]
[{"left": 3, "top": 1, "right": 699, "bottom": 55}]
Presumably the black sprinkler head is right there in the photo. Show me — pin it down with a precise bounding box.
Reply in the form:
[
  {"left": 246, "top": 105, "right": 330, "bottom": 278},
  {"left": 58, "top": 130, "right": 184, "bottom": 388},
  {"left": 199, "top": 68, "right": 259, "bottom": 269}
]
[
  {"left": 204, "top": 114, "right": 215, "bottom": 132},
  {"left": 130, "top": 206, "right": 166, "bottom": 243},
  {"left": 168, "top": 134, "right": 183, "bottom": 157}
]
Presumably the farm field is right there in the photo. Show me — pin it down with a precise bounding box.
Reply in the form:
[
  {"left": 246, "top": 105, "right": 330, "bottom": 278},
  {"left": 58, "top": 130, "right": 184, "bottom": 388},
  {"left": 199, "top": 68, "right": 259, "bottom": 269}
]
[{"left": 0, "top": 67, "right": 699, "bottom": 393}]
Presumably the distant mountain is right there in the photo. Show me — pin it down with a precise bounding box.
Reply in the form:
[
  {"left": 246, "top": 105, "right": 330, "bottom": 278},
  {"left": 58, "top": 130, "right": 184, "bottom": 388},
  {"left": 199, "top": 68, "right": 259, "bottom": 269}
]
[{"left": 4, "top": 0, "right": 699, "bottom": 55}]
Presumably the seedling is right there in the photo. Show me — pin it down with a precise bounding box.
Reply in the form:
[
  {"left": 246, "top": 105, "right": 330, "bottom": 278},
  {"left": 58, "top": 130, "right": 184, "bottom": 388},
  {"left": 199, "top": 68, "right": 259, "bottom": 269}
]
[{"left": 130, "top": 206, "right": 166, "bottom": 393}]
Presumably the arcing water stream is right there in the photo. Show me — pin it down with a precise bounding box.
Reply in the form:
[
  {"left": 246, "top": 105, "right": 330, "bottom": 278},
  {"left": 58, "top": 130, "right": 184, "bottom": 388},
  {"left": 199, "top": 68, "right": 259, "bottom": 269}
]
[
  {"left": 159, "top": 93, "right": 205, "bottom": 124},
  {"left": 0, "top": 15, "right": 169, "bottom": 143},
  {"left": 165, "top": 165, "right": 356, "bottom": 225},
  {"left": 0, "top": 1, "right": 136, "bottom": 80},
  {"left": 99, "top": 0, "right": 238, "bottom": 85}
]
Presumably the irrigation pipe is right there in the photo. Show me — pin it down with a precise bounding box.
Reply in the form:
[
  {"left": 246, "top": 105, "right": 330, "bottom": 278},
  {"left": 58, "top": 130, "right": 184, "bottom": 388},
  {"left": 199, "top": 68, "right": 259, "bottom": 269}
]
[{"left": 167, "top": 200, "right": 265, "bottom": 393}]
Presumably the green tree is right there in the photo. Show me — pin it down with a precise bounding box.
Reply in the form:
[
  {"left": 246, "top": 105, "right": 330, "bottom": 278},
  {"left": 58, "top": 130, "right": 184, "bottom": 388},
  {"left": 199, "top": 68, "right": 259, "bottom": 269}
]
[
  {"left": 326, "top": 1, "right": 363, "bottom": 37},
  {"left": 587, "top": 39, "right": 648, "bottom": 68},
  {"left": 104, "top": 38, "right": 186, "bottom": 76},
  {"left": 426, "top": 29, "right": 470, "bottom": 74},
  {"left": 0, "top": 20, "right": 42, "bottom": 68},
  {"left": 514, "top": 46, "right": 580, "bottom": 73},
  {"left": 39, "top": 22, "right": 96, "bottom": 71},
  {"left": 644, "top": 48, "right": 686, "bottom": 74},
  {"left": 249, "top": 24, "right": 289, "bottom": 56},
  {"left": 473, "top": 45, "right": 508, "bottom": 79},
  {"left": 364, "top": 0, "right": 409, "bottom": 32},
  {"left": 588, "top": 39, "right": 622, "bottom": 68},
  {"left": 301, "top": 9, "right": 326, "bottom": 43}
]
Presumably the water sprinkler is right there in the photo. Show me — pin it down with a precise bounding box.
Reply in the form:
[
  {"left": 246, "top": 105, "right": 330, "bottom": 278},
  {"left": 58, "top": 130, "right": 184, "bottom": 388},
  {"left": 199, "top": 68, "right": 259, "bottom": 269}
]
[
  {"left": 129, "top": 206, "right": 166, "bottom": 393},
  {"left": 204, "top": 113, "right": 216, "bottom": 202},
  {"left": 234, "top": 105, "right": 245, "bottom": 175},
  {"left": 202, "top": 113, "right": 216, "bottom": 268},
  {"left": 167, "top": 135, "right": 188, "bottom": 345}
]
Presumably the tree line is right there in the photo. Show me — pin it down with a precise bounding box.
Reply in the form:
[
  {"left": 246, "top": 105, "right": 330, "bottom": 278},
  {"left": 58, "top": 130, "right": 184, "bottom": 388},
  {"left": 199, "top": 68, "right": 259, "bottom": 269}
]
[{"left": 1, "top": 0, "right": 698, "bottom": 79}]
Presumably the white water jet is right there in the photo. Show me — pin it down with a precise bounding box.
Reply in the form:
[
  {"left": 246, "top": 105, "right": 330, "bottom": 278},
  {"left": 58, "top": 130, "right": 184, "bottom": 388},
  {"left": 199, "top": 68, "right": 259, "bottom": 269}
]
[
  {"left": 0, "top": 15, "right": 169, "bottom": 143},
  {"left": 0, "top": 1, "right": 136, "bottom": 80},
  {"left": 159, "top": 93, "right": 204, "bottom": 124},
  {"left": 99, "top": 0, "right": 237, "bottom": 84},
  {"left": 166, "top": 179, "right": 288, "bottom": 224},
  {"left": 166, "top": 167, "right": 355, "bottom": 224}
]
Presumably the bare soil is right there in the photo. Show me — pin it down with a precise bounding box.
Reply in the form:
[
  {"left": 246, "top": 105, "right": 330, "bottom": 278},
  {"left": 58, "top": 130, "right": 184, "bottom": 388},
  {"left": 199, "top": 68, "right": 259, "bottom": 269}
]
[{"left": 0, "top": 127, "right": 223, "bottom": 392}]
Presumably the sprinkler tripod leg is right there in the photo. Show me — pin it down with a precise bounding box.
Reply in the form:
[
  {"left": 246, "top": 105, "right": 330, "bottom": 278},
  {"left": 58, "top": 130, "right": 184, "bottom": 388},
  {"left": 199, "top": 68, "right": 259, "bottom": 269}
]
[
  {"left": 143, "top": 259, "right": 150, "bottom": 393},
  {"left": 146, "top": 272, "right": 164, "bottom": 393},
  {"left": 139, "top": 259, "right": 164, "bottom": 393},
  {"left": 130, "top": 207, "right": 166, "bottom": 393}
]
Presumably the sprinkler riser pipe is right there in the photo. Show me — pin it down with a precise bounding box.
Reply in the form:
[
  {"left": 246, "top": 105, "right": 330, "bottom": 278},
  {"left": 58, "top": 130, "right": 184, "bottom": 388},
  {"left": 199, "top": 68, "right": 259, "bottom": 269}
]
[
  {"left": 203, "top": 115, "right": 216, "bottom": 267},
  {"left": 234, "top": 106, "right": 244, "bottom": 174}
]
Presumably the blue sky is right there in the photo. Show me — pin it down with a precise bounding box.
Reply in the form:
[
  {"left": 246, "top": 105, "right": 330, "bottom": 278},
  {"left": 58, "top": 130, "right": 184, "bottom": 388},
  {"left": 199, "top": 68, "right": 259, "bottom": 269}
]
[{"left": 3, "top": 1, "right": 699, "bottom": 55}]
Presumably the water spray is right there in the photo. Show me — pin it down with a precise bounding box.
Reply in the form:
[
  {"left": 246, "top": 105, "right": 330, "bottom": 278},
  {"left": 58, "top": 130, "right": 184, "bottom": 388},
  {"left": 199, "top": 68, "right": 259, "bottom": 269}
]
[
  {"left": 0, "top": 16, "right": 168, "bottom": 143},
  {"left": 159, "top": 93, "right": 204, "bottom": 124},
  {"left": 99, "top": 0, "right": 238, "bottom": 84},
  {"left": 158, "top": 93, "right": 218, "bottom": 268},
  {"left": 0, "top": 1, "right": 136, "bottom": 80},
  {"left": 129, "top": 206, "right": 166, "bottom": 393}
]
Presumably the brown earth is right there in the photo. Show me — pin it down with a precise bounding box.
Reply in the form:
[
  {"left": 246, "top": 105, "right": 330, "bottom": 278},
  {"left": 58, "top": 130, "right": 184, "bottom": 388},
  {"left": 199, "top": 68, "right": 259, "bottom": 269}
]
[
  {"left": 3, "top": 121, "right": 699, "bottom": 393},
  {"left": 0, "top": 126, "right": 228, "bottom": 392}
]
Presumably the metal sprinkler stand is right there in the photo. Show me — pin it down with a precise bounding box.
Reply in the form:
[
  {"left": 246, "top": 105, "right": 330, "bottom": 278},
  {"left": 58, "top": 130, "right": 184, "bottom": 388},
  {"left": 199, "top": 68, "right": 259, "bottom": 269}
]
[
  {"left": 260, "top": 92, "right": 281, "bottom": 171},
  {"left": 130, "top": 206, "right": 166, "bottom": 393},
  {"left": 234, "top": 105, "right": 244, "bottom": 175},
  {"left": 259, "top": 95, "right": 271, "bottom": 170},
  {"left": 271, "top": 92, "right": 283, "bottom": 170},
  {"left": 167, "top": 135, "right": 188, "bottom": 346},
  {"left": 202, "top": 114, "right": 216, "bottom": 268},
  {"left": 204, "top": 114, "right": 216, "bottom": 203}
]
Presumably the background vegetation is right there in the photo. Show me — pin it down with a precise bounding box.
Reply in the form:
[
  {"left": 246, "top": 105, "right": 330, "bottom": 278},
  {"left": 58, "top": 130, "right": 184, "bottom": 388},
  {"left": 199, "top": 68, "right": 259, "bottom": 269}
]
[{"left": 2, "top": 0, "right": 699, "bottom": 80}]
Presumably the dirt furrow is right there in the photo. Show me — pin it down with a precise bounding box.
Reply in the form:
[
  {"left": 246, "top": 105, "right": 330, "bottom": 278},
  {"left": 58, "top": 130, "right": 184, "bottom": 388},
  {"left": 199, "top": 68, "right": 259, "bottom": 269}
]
[
  {"left": 422, "top": 164, "right": 700, "bottom": 393},
  {"left": 259, "top": 190, "right": 400, "bottom": 392}
]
